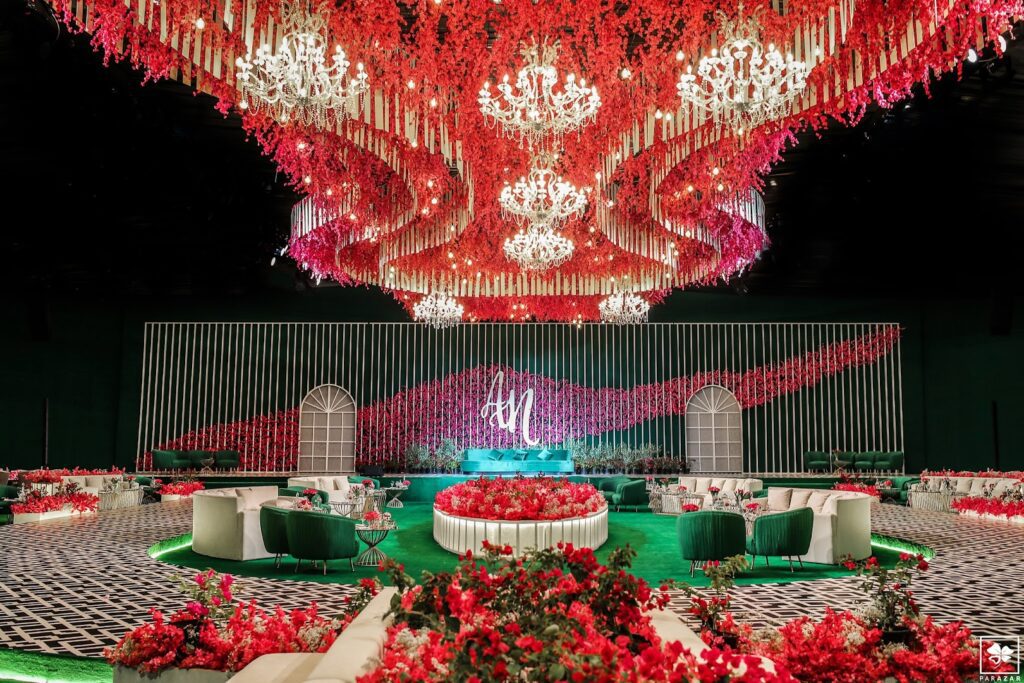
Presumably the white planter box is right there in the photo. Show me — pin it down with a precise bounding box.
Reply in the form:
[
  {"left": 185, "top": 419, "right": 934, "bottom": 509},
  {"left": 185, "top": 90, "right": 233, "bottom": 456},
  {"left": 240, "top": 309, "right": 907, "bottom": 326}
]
[
  {"left": 13, "top": 508, "right": 96, "bottom": 524},
  {"left": 114, "top": 665, "right": 232, "bottom": 683}
]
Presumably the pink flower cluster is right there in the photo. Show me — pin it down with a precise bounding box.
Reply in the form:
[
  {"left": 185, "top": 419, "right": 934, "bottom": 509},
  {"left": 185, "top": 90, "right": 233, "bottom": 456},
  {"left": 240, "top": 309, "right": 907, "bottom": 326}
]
[{"left": 434, "top": 476, "right": 606, "bottom": 521}]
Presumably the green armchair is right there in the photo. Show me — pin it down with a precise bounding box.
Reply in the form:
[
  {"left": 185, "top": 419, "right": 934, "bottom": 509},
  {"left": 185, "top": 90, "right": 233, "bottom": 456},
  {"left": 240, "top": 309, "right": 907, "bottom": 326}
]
[
  {"left": 803, "top": 450, "right": 831, "bottom": 472},
  {"left": 677, "top": 510, "right": 746, "bottom": 577},
  {"left": 259, "top": 506, "right": 291, "bottom": 568},
  {"left": 597, "top": 476, "right": 633, "bottom": 502},
  {"left": 746, "top": 507, "right": 814, "bottom": 572},
  {"left": 611, "top": 479, "right": 649, "bottom": 511},
  {"left": 151, "top": 450, "right": 191, "bottom": 470},
  {"left": 878, "top": 476, "right": 919, "bottom": 503},
  {"left": 285, "top": 509, "right": 360, "bottom": 574}
]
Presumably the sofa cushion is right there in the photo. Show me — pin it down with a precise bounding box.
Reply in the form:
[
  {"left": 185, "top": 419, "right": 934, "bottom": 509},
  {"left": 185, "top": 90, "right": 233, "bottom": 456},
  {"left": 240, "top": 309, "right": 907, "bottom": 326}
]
[
  {"left": 767, "top": 488, "right": 792, "bottom": 511},
  {"left": 487, "top": 450, "right": 504, "bottom": 461},
  {"left": 513, "top": 450, "right": 529, "bottom": 461},
  {"left": 789, "top": 489, "right": 813, "bottom": 509},
  {"left": 694, "top": 478, "right": 712, "bottom": 493},
  {"left": 678, "top": 477, "right": 697, "bottom": 491},
  {"left": 64, "top": 476, "right": 88, "bottom": 488},
  {"left": 721, "top": 479, "right": 738, "bottom": 492},
  {"left": 969, "top": 479, "right": 986, "bottom": 495},
  {"left": 955, "top": 478, "right": 973, "bottom": 494},
  {"left": 535, "top": 449, "right": 551, "bottom": 461},
  {"left": 85, "top": 475, "right": 107, "bottom": 489},
  {"left": 807, "top": 491, "right": 832, "bottom": 512}
]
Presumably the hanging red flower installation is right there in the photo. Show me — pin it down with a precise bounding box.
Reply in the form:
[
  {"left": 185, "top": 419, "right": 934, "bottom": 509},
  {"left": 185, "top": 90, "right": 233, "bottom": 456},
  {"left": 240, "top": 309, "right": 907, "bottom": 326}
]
[{"left": 42, "top": 0, "right": 1020, "bottom": 320}]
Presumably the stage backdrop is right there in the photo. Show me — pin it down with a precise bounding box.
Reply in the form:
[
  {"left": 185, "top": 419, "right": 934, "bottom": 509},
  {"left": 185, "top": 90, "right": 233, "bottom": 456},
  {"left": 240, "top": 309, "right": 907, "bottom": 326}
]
[{"left": 135, "top": 322, "right": 904, "bottom": 473}]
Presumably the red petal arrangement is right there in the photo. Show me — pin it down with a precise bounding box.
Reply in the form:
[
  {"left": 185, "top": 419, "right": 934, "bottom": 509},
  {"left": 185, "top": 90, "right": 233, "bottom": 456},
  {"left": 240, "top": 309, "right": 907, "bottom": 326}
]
[
  {"left": 433, "top": 475, "right": 605, "bottom": 520},
  {"left": 40, "top": 0, "right": 1021, "bottom": 320}
]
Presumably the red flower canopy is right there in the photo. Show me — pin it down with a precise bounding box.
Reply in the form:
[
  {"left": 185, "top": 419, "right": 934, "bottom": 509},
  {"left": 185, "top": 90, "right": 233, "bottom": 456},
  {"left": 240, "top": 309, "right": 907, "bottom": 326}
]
[{"left": 49, "top": 0, "right": 1020, "bottom": 320}]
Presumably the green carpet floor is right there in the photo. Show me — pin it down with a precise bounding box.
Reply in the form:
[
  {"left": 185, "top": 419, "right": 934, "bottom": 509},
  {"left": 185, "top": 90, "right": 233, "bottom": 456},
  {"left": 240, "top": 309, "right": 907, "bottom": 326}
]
[
  {"left": 156, "top": 503, "right": 904, "bottom": 588},
  {"left": 0, "top": 648, "right": 111, "bottom": 683}
]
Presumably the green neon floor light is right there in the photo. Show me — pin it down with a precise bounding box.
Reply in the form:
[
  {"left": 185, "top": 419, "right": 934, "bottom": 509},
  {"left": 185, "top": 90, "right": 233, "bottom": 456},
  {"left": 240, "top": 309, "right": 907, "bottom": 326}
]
[
  {"left": 148, "top": 533, "right": 193, "bottom": 559},
  {"left": 870, "top": 533, "right": 936, "bottom": 559},
  {"left": 0, "top": 649, "right": 111, "bottom": 683}
]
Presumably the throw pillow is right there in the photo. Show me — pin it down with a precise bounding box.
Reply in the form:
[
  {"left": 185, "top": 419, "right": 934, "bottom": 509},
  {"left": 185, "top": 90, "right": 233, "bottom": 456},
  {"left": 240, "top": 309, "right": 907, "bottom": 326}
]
[
  {"left": 789, "top": 489, "right": 814, "bottom": 509},
  {"left": 766, "top": 488, "right": 792, "bottom": 512},
  {"left": 536, "top": 449, "right": 551, "bottom": 461},
  {"left": 807, "top": 491, "right": 832, "bottom": 512},
  {"left": 488, "top": 450, "right": 504, "bottom": 461},
  {"left": 514, "top": 450, "right": 529, "bottom": 461}
]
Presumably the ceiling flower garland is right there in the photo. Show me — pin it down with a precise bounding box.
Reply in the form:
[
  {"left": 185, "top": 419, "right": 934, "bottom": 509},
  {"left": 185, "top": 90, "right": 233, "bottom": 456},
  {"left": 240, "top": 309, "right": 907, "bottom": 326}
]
[{"left": 46, "top": 0, "right": 1021, "bottom": 321}]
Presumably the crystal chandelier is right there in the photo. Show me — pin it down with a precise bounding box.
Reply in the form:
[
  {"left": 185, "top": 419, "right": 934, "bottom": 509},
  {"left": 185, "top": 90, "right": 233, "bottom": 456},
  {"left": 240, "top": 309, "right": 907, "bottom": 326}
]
[
  {"left": 676, "top": 6, "right": 808, "bottom": 131},
  {"left": 413, "top": 291, "right": 464, "bottom": 329},
  {"left": 235, "top": 2, "right": 368, "bottom": 128},
  {"left": 478, "top": 40, "right": 601, "bottom": 147},
  {"left": 599, "top": 292, "right": 650, "bottom": 325},
  {"left": 503, "top": 224, "right": 576, "bottom": 271},
  {"left": 499, "top": 161, "right": 588, "bottom": 229}
]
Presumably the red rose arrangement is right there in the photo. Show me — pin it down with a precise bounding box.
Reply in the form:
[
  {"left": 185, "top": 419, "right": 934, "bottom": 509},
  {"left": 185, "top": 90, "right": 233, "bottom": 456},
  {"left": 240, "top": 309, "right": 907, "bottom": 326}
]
[
  {"left": 158, "top": 481, "right": 205, "bottom": 497},
  {"left": 10, "top": 487, "right": 100, "bottom": 514},
  {"left": 433, "top": 476, "right": 605, "bottom": 521},
  {"left": 363, "top": 510, "right": 382, "bottom": 524},
  {"left": 105, "top": 569, "right": 380, "bottom": 675},
  {"left": 745, "top": 502, "right": 761, "bottom": 511},
  {"left": 832, "top": 482, "right": 882, "bottom": 499},
  {"left": 360, "top": 543, "right": 783, "bottom": 682},
  {"left": 952, "top": 495, "right": 1024, "bottom": 520},
  {"left": 709, "top": 486, "right": 721, "bottom": 495},
  {"left": 361, "top": 479, "right": 375, "bottom": 489},
  {"left": 682, "top": 503, "right": 701, "bottom": 513}
]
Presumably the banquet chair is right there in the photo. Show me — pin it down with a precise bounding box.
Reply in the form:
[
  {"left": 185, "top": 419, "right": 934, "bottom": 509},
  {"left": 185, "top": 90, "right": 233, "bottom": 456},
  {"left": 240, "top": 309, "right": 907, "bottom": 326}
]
[{"left": 676, "top": 511, "right": 746, "bottom": 577}]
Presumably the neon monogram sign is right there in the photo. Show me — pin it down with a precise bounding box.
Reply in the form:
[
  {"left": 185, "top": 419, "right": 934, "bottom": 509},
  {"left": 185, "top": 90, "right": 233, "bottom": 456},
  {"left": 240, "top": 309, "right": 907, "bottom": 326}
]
[{"left": 480, "top": 370, "right": 538, "bottom": 445}]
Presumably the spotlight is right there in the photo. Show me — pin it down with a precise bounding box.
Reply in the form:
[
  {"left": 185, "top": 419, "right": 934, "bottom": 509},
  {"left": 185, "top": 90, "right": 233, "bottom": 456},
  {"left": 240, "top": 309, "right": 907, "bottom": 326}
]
[{"left": 967, "top": 48, "right": 978, "bottom": 63}]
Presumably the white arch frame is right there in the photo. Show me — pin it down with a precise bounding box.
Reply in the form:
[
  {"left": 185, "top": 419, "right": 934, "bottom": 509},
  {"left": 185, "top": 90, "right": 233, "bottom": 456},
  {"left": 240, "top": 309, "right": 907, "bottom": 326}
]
[
  {"left": 685, "top": 385, "right": 743, "bottom": 473},
  {"left": 298, "top": 384, "right": 357, "bottom": 473}
]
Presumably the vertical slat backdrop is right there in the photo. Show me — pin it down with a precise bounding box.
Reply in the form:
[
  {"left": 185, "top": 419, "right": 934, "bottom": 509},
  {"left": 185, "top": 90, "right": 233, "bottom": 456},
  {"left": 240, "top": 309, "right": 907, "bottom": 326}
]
[{"left": 136, "top": 322, "right": 905, "bottom": 473}]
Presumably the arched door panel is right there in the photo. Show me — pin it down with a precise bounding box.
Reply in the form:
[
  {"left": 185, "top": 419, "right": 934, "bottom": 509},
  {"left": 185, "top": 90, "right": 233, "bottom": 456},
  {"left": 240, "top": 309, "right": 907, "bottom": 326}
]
[
  {"left": 685, "top": 385, "right": 743, "bottom": 473},
  {"left": 298, "top": 384, "right": 357, "bottom": 473}
]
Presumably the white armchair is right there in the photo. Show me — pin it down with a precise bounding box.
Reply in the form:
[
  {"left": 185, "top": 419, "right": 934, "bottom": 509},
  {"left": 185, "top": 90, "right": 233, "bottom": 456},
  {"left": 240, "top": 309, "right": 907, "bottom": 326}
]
[{"left": 192, "top": 486, "right": 279, "bottom": 561}]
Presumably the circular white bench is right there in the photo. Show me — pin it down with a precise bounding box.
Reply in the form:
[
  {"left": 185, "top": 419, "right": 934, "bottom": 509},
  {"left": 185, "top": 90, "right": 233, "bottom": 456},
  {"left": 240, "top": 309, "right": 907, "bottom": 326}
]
[{"left": 432, "top": 506, "right": 609, "bottom": 557}]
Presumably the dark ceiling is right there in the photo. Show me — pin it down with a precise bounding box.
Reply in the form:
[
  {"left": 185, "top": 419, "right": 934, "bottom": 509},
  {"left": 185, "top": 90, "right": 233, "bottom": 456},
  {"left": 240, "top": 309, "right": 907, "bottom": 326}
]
[{"left": 1, "top": 0, "right": 1022, "bottom": 303}]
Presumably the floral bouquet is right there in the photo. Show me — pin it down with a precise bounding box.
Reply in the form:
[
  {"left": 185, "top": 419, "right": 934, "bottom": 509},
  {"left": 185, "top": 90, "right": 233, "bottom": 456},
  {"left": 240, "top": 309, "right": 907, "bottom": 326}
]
[
  {"left": 434, "top": 476, "right": 605, "bottom": 521},
  {"left": 158, "top": 480, "right": 205, "bottom": 497},
  {"left": 682, "top": 503, "right": 701, "bottom": 513},
  {"left": 363, "top": 510, "right": 382, "bottom": 526},
  {"left": 842, "top": 553, "right": 929, "bottom": 633},
  {"left": 105, "top": 569, "right": 380, "bottom": 675},
  {"left": 361, "top": 479, "right": 376, "bottom": 489}
]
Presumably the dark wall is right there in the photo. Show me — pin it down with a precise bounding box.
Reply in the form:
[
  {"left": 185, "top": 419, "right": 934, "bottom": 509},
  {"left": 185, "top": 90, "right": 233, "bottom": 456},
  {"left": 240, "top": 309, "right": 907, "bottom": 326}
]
[{"left": 2, "top": 290, "right": 1021, "bottom": 474}]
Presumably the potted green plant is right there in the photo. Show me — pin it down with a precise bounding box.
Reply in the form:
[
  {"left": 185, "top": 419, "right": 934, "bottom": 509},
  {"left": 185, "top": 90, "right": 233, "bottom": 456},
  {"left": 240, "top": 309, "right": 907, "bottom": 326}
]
[{"left": 844, "top": 551, "right": 931, "bottom": 644}]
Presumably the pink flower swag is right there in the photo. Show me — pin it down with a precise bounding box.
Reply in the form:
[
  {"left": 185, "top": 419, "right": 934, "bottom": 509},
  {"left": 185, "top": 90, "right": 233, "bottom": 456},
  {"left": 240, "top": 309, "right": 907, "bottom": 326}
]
[
  {"left": 144, "top": 327, "right": 900, "bottom": 471},
  {"left": 434, "top": 476, "right": 606, "bottom": 520}
]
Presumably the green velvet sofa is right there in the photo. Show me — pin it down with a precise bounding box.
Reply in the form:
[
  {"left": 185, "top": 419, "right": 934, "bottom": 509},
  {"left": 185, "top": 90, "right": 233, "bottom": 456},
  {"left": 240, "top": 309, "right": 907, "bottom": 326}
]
[
  {"left": 596, "top": 476, "right": 650, "bottom": 511},
  {"left": 150, "top": 449, "right": 241, "bottom": 470},
  {"left": 461, "top": 448, "right": 573, "bottom": 473},
  {"left": 877, "top": 476, "right": 920, "bottom": 503}
]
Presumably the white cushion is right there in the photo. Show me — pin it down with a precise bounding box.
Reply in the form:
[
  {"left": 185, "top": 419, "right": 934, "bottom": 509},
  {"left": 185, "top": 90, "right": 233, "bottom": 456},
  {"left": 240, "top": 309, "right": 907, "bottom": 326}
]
[
  {"left": 789, "top": 489, "right": 813, "bottom": 509},
  {"left": 85, "top": 475, "right": 107, "bottom": 489},
  {"left": 694, "top": 478, "right": 712, "bottom": 493},
  {"left": 710, "top": 478, "right": 726, "bottom": 490},
  {"left": 807, "top": 491, "right": 832, "bottom": 512},
  {"left": 767, "top": 488, "right": 792, "bottom": 511},
  {"left": 955, "top": 478, "right": 973, "bottom": 494},
  {"left": 969, "top": 479, "right": 986, "bottom": 495},
  {"left": 331, "top": 477, "right": 351, "bottom": 494},
  {"left": 678, "top": 477, "right": 697, "bottom": 491},
  {"left": 721, "top": 479, "right": 738, "bottom": 492}
]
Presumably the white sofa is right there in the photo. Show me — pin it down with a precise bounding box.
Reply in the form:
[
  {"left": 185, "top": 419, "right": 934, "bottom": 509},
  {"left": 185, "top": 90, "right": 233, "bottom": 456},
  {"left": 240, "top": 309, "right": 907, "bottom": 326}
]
[
  {"left": 287, "top": 476, "right": 353, "bottom": 503},
  {"left": 675, "top": 477, "right": 763, "bottom": 507},
  {"left": 915, "top": 476, "right": 1021, "bottom": 498},
  {"left": 61, "top": 475, "right": 122, "bottom": 495},
  {"left": 192, "top": 486, "right": 279, "bottom": 561},
  {"left": 763, "top": 487, "right": 873, "bottom": 565}
]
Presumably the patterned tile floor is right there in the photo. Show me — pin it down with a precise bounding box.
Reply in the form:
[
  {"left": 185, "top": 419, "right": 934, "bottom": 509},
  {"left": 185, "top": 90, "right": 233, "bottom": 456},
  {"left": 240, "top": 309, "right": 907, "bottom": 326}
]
[{"left": 0, "top": 500, "right": 1021, "bottom": 658}]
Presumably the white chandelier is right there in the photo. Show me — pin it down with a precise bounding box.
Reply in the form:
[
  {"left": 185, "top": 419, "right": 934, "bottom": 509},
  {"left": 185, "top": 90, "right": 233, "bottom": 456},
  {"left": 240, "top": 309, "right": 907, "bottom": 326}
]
[
  {"left": 478, "top": 40, "right": 601, "bottom": 147},
  {"left": 676, "top": 6, "right": 808, "bottom": 131},
  {"left": 235, "top": 2, "right": 368, "bottom": 128},
  {"left": 599, "top": 292, "right": 650, "bottom": 325},
  {"left": 499, "top": 163, "right": 588, "bottom": 229},
  {"left": 413, "top": 291, "right": 464, "bottom": 329},
  {"left": 503, "top": 224, "right": 576, "bottom": 271}
]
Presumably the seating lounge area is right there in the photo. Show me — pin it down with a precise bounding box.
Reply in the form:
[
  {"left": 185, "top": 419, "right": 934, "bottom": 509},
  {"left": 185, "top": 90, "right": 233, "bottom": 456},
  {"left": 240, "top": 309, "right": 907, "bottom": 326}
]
[{"left": 5, "top": 0, "right": 1024, "bottom": 678}]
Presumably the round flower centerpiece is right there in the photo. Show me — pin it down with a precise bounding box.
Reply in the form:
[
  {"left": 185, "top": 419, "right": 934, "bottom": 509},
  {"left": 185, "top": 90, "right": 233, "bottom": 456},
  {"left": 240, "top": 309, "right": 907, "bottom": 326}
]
[{"left": 433, "top": 476, "right": 608, "bottom": 557}]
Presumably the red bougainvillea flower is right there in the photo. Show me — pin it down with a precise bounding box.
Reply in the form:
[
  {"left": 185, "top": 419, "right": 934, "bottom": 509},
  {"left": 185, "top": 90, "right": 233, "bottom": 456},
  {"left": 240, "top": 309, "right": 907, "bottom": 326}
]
[{"left": 434, "top": 476, "right": 605, "bottom": 521}]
